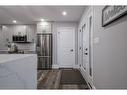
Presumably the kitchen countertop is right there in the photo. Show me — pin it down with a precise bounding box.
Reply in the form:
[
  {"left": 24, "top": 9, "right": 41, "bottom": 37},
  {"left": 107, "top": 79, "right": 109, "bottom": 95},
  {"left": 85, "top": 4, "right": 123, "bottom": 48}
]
[
  {"left": 0, "top": 54, "right": 37, "bottom": 64},
  {"left": 0, "top": 54, "right": 37, "bottom": 89},
  {"left": 0, "top": 50, "right": 36, "bottom": 54}
]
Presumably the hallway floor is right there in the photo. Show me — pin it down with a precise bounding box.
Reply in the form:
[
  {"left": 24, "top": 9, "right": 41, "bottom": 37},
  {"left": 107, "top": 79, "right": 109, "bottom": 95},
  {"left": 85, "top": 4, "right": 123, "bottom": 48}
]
[{"left": 37, "top": 69, "right": 89, "bottom": 89}]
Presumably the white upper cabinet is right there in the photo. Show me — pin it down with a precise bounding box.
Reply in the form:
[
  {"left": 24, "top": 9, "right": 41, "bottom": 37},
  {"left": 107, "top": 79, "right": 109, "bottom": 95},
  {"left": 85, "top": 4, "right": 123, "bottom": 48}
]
[
  {"left": 37, "top": 22, "right": 52, "bottom": 34},
  {"left": 13, "top": 25, "right": 35, "bottom": 42},
  {"left": 13, "top": 25, "right": 27, "bottom": 36},
  {"left": 26, "top": 25, "right": 36, "bottom": 42},
  {"left": 2, "top": 25, "right": 12, "bottom": 42},
  {"left": 0, "top": 24, "right": 36, "bottom": 43}
]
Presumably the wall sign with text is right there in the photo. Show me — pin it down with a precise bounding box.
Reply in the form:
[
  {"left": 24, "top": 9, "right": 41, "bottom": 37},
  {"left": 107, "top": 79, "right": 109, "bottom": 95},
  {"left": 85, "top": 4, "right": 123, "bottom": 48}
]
[{"left": 102, "top": 6, "right": 127, "bottom": 27}]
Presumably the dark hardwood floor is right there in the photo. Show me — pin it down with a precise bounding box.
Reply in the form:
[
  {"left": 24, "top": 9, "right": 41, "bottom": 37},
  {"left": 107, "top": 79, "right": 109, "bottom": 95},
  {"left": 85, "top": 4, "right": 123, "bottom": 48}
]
[{"left": 37, "top": 69, "right": 89, "bottom": 89}]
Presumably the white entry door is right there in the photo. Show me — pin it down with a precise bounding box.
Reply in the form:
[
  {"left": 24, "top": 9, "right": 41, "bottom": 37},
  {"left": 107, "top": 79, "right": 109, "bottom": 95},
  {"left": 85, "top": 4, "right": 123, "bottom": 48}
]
[{"left": 57, "top": 27, "right": 75, "bottom": 68}]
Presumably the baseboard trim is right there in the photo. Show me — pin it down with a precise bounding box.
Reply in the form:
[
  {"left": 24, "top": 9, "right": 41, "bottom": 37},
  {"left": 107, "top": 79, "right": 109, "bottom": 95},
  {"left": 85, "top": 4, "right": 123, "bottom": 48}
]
[
  {"left": 73, "top": 65, "right": 80, "bottom": 69},
  {"left": 52, "top": 64, "right": 79, "bottom": 69},
  {"left": 92, "top": 85, "right": 96, "bottom": 89},
  {"left": 79, "top": 66, "right": 96, "bottom": 89},
  {"left": 79, "top": 67, "right": 90, "bottom": 89},
  {"left": 52, "top": 64, "right": 59, "bottom": 69}
]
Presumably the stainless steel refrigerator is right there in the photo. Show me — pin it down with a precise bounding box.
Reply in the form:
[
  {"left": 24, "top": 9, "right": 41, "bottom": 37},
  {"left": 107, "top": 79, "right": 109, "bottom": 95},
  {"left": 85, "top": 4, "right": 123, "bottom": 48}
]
[{"left": 36, "top": 34, "right": 52, "bottom": 70}]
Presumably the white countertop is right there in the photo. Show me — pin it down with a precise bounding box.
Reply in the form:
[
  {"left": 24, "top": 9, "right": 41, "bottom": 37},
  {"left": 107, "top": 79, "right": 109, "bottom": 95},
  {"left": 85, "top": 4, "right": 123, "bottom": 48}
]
[
  {"left": 0, "top": 54, "right": 37, "bottom": 89},
  {"left": 0, "top": 54, "right": 37, "bottom": 64}
]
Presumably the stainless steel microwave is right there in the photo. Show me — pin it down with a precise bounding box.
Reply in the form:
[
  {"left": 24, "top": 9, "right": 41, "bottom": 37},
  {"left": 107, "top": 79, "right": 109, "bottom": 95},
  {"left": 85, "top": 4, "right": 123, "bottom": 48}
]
[{"left": 12, "top": 35, "right": 27, "bottom": 42}]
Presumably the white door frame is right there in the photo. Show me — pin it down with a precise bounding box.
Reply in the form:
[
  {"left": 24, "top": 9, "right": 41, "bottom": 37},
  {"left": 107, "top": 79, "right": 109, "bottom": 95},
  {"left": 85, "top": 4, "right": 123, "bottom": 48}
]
[
  {"left": 79, "top": 7, "right": 94, "bottom": 88},
  {"left": 78, "top": 29, "right": 83, "bottom": 67},
  {"left": 57, "top": 27, "right": 75, "bottom": 68},
  {"left": 87, "top": 10, "right": 94, "bottom": 86}
]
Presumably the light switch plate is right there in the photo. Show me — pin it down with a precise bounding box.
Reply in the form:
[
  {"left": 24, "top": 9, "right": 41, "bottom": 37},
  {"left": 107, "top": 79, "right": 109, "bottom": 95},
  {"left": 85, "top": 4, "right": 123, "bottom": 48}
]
[{"left": 94, "top": 37, "right": 100, "bottom": 44}]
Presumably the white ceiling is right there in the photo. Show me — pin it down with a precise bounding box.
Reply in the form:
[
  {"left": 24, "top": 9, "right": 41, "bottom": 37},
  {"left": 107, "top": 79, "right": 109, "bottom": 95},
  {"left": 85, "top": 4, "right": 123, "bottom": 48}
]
[{"left": 0, "top": 6, "right": 86, "bottom": 24}]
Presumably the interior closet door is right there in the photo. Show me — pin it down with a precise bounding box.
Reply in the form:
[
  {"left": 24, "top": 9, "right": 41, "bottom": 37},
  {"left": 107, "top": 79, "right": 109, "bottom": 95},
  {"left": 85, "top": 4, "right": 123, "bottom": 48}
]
[{"left": 57, "top": 27, "right": 75, "bottom": 68}]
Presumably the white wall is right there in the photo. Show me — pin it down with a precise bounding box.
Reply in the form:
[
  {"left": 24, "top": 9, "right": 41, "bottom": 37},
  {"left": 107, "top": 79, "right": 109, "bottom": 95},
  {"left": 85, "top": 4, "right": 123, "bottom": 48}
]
[
  {"left": 93, "top": 6, "right": 127, "bottom": 89},
  {"left": 52, "top": 22, "right": 78, "bottom": 68}
]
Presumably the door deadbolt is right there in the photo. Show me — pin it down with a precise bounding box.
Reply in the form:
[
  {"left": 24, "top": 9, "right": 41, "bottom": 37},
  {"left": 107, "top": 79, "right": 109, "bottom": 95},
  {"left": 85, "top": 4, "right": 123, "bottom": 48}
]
[{"left": 85, "top": 53, "right": 88, "bottom": 55}]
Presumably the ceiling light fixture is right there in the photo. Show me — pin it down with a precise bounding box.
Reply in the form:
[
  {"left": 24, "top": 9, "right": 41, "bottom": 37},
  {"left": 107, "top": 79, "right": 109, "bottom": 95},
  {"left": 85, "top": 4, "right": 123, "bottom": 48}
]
[
  {"left": 41, "top": 19, "right": 44, "bottom": 21},
  {"left": 62, "top": 11, "right": 67, "bottom": 16},
  {"left": 12, "top": 20, "right": 17, "bottom": 23}
]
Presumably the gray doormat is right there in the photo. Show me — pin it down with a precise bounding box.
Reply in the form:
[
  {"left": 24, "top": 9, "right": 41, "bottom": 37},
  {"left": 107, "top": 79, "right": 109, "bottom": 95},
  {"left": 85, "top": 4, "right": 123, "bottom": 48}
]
[{"left": 60, "top": 69, "right": 87, "bottom": 84}]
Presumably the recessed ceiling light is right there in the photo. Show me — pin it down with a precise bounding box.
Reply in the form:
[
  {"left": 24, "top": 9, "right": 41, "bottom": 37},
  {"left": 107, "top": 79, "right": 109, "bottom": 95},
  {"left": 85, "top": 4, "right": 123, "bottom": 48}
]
[
  {"left": 41, "top": 19, "right": 44, "bottom": 21},
  {"left": 12, "top": 20, "right": 17, "bottom": 23},
  {"left": 40, "top": 21, "right": 48, "bottom": 27},
  {"left": 62, "top": 11, "right": 67, "bottom": 16}
]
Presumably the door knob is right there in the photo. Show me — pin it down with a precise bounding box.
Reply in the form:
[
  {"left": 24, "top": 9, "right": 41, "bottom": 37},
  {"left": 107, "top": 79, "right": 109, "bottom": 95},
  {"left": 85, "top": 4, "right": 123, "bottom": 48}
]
[{"left": 70, "top": 49, "right": 73, "bottom": 52}]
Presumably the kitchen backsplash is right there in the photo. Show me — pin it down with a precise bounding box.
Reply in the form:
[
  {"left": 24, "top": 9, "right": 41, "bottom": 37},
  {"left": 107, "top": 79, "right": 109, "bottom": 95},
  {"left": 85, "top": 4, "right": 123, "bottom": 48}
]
[{"left": 15, "top": 43, "right": 36, "bottom": 51}]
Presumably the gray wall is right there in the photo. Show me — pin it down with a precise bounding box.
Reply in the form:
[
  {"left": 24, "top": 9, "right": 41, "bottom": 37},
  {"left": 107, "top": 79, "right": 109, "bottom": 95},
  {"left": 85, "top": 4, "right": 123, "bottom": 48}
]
[{"left": 93, "top": 6, "right": 127, "bottom": 89}]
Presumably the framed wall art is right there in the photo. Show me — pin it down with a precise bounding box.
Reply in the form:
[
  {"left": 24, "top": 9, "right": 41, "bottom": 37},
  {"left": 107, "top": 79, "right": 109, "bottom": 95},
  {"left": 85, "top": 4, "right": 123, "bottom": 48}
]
[{"left": 102, "top": 6, "right": 127, "bottom": 27}]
